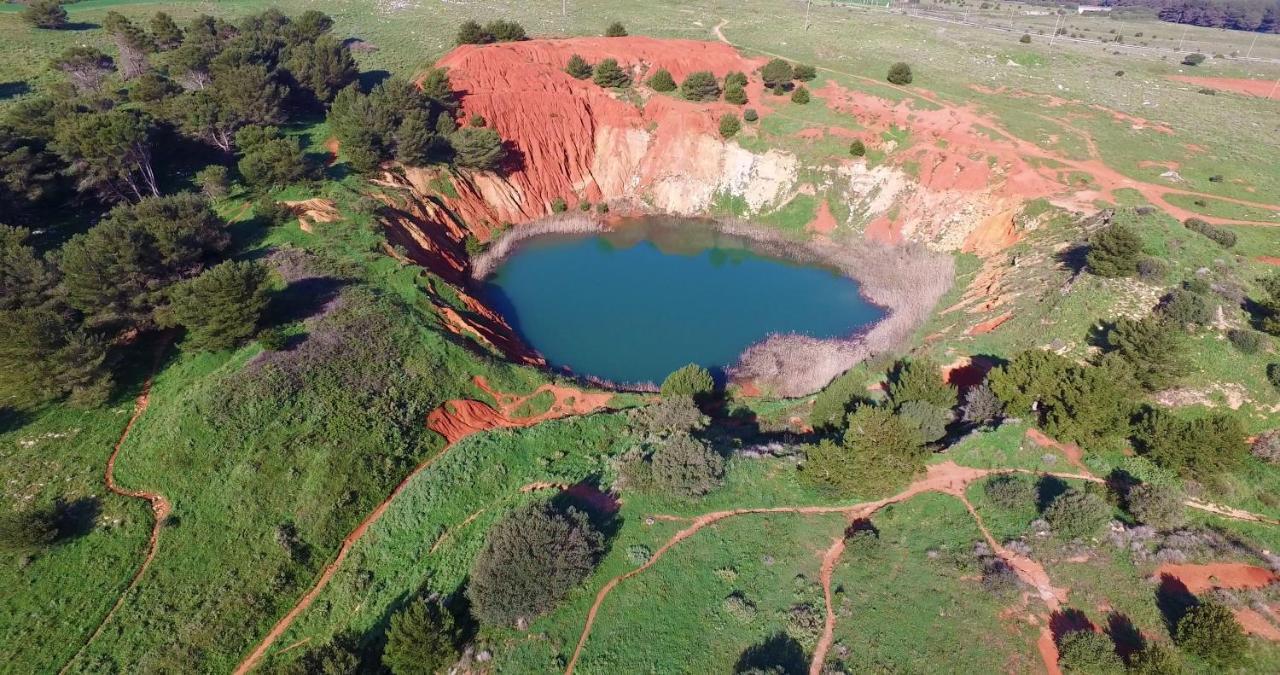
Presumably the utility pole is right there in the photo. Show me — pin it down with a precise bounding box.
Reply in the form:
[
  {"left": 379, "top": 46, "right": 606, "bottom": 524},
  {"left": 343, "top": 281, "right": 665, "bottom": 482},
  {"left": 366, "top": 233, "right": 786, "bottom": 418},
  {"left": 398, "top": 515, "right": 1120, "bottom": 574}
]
[
  {"left": 1049, "top": 12, "right": 1062, "bottom": 47},
  {"left": 805, "top": 0, "right": 813, "bottom": 30},
  {"left": 1246, "top": 32, "right": 1258, "bottom": 59},
  {"left": 1177, "top": 24, "right": 1189, "bottom": 52},
  {"left": 1270, "top": 76, "right": 1280, "bottom": 101},
  {"left": 562, "top": 0, "right": 566, "bottom": 18}
]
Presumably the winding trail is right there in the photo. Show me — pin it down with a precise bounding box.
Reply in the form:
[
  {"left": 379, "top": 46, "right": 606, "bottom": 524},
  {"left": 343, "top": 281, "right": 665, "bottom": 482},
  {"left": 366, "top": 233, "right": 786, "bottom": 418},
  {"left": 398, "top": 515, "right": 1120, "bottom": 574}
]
[
  {"left": 61, "top": 344, "right": 173, "bottom": 674},
  {"left": 811, "top": 536, "right": 848, "bottom": 675}
]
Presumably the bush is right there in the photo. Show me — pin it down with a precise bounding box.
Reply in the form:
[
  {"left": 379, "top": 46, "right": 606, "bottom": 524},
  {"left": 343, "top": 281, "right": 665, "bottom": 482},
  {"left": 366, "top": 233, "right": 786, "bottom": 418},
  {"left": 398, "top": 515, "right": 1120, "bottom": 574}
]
[
  {"left": 456, "top": 20, "right": 490, "bottom": 44},
  {"left": 1252, "top": 430, "right": 1280, "bottom": 463},
  {"left": 467, "top": 502, "right": 604, "bottom": 626},
  {"left": 802, "top": 406, "right": 929, "bottom": 496},
  {"left": 170, "top": 260, "right": 272, "bottom": 352},
  {"left": 1228, "top": 328, "right": 1263, "bottom": 354},
  {"left": 605, "top": 21, "right": 627, "bottom": 37},
  {"left": 725, "top": 71, "right": 749, "bottom": 88},
  {"left": 897, "top": 399, "right": 952, "bottom": 443},
  {"left": 634, "top": 395, "right": 707, "bottom": 437},
  {"left": 661, "top": 363, "right": 715, "bottom": 400},
  {"left": 1183, "top": 217, "right": 1237, "bottom": 247},
  {"left": 1157, "top": 286, "right": 1214, "bottom": 329},
  {"left": 651, "top": 433, "right": 725, "bottom": 497},
  {"left": 257, "top": 327, "right": 288, "bottom": 351},
  {"left": 743, "top": 108, "right": 759, "bottom": 122},
  {"left": 1105, "top": 316, "right": 1187, "bottom": 391},
  {"left": 771, "top": 84, "right": 786, "bottom": 96},
  {"left": 1181, "top": 52, "right": 1206, "bottom": 66},
  {"left": 566, "top": 54, "right": 593, "bottom": 80},
  {"left": 550, "top": 197, "right": 568, "bottom": 213},
  {"left": 1086, "top": 223, "right": 1144, "bottom": 278},
  {"left": 382, "top": 598, "right": 460, "bottom": 674},
  {"left": 983, "top": 474, "right": 1035, "bottom": 510},
  {"left": 1126, "top": 482, "right": 1185, "bottom": 530},
  {"left": 886, "top": 62, "right": 913, "bottom": 85},
  {"left": 790, "top": 86, "right": 810, "bottom": 104},
  {"left": 257, "top": 199, "right": 295, "bottom": 227},
  {"left": 0, "top": 506, "right": 59, "bottom": 554},
  {"left": 468, "top": 113, "right": 486, "bottom": 128},
  {"left": 848, "top": 139, "right": 866, "bottom": 157},
  {"left": 718, "top": 114, "right": 741, "bottom": 139},
  {"left": 1137, "top": 257, "right": 1167, "bottom": 283},
  {"left": 592, "top": 58, "right": 631, "bottom": 88},
  {"left": 1127, "top": 642, "right": 1182, "bottom": 675},
  {"left": 961, "top": 382, "right": 1004, "bottom": 427},
  {"left": 1132, "top": 407, "right": 1247, "bottom": 476},
  {"left": 810, "top": 369, "right": 867, "bottom": 432},
  {"left": 886, "top": 357, "right": 957, "bottom": 410},
  {"left": 724, "top": 85, "right": 748, "bottom": 105},
  {"left": 236, "top": 127, "right": 310, "bottom": 190},
  {"left": 761, "top": 58, "right": 793, "bottom": 88},
  {"left": 22, "top": 0, "right": 67, "bottom": 29},
  {"left": 646, "top": 68, "right": 676, "bottom": 92},
  {"left": 451, "top": 127, "right": 507, "bottom": 171},
  {"left": 194, "top": 165, "right": 229, "bottom": 199},
  {"left": 1057, "top": 630, "right": 1122, "bottom": 673},
  {"left": 681, "top": 71, "right": 721, "bottom": 101},
  {"left": 486, "top": 19, "right": 527, "bottom": 42},
  {"left": 1044, "top": 488, "right": 1111, "bottom": 540},
  {"left": 1176, "top": 601, "right": 1247, "bottom": 665},
  {"left": 793, "top": 64, "right": 817, "bottom": 81},
  {"left": 1020, "top": 33, "right": 1032, "bottom": 44}
]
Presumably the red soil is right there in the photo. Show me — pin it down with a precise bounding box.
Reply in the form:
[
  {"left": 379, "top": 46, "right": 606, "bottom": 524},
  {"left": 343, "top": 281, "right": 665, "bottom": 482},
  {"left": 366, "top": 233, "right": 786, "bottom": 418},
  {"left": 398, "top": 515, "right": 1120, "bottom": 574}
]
[
  {"left": 968, "top": 312, "right": 1014, "bottom": 335},
  {"left": 235, "top": 379, "right": 611, "bottom": 674},
  {"left": 1024, "top": 428, "right": 1094, "bottom": 476},
  {"left": 1155, "top": 563, "right": 1279, "bottom": 594},
  {"left": 812, "top": 536, "right": 848, "bottom": 675},
  {"left": 1236, "top": 607, "right": 1280, "bottom": 641},
  {"left": 806, "top": 199, "right": 838, "bottom": 235},
  {"left": 940, "top": 355, "right": 996, "bottom": 389},
  {"left": 1169, "top": 75, "right": 1279, "bottom": 99},
  {"left": 961, "top": 208, "right": 1021, "bottom": 256},
  {"left": 1259, "top": 256, "right": 1280, "bottom": 266}
]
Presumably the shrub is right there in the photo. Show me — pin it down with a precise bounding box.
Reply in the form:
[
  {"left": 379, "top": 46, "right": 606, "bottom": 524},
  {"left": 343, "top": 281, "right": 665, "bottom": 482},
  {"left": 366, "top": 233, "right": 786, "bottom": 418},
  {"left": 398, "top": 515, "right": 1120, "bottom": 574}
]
[
  {"left": 236, "top": 127, "right": 310, "bottom": 189},
  {"left": 170, "top": 260, "right": 272, "bottom": 352},
  {"left": 661, "top": 363, "right": 715, "bottom": 400},
  {"left": 802, "top": 406, "right": 929, "bottom": 496},
  {"left": 486, "top": 19, "right": 527, "bottom": 42},
  {"left": 771, "top": 84, "right": 786, "bottom": 96},
  {"left": 1127, "top": 642, "right": 1182, "bottom": 675},
  {"left": 724, "top": 85, "right": 748, "bottom": 105},
  {"left": 468, "top": 113, "right": 486, "bottom": 128},
  {"left": 810, "top": 370, "right": 867, "bottom": 432},
  {"left": 1176, "top": 601, "right": 1247, "bottom": 665},
  {"left": 382, "top": 598, "right": 460, "bottom": 674},
  {"left": 634, "top": 395, "right": 707, "bottom": 437},
  {"left": 743, "top": 108, "right": 759, "bottom": 122},
  {"left": 983, "top": 474, "right": 1035, "bottom": 510},
  {"left": 605, "top": 21, "right": 627, "bottom": 37},
  {"left": 1057, "top": 630, "right": 1122, "bottom": 673},
  {"left": 1020, "top": 33, "right": 1032, "bottom": 44},
  {"left": 0, "top": 506, "right": 59, "bottom": 554},
  {"left": 592, "top": 58, "right": 631, "bottom": 88},
  {"left": 961, "top": 382, "right": 1004, "bottom": 427},
  {"left": 646, "top": 68, "right": 676, "bottom": 92},
  {"left": 1131, "top": 407, "right": 1246, "bottom": 476},
  {"left": 456, "top": 20, "right": 490, "bottom": 44},
  {"left": 1086, "top": 223, "right": 1144, "bottom": 277},
  {"left": 1181, "top": 52, "right": 1206, "bottom": 66},
  {"left": 1254, "top": 430, "right": 1280, "bottom": 463},
  {"left": 566, "top": 54, "right": 593, "bottom": 80},
  {"left": 194, "top": 165, "right": 229, "bottom": 199},
  {"left": 718, "top": 114, "right": 741, "bottom": 139},
  {"left": 793, "top": 64, "right": 817, "bottom": 81},
  {"left": 1183, "top": 217, "right": 1237, "bottom": 247},
  {"left": 790, "top": 86, "right": 810, "bottom": 104},
  {"left": 1105, "top": 316, "right": 1188, "bottom": 391},
  {"left": 848, "top": 139, "right": 866, "bottom": 157},
  {"left": 467, "top": 502, "right": 604, "bottom": 626},
  {"left": 1137, "top": 257, "right": 1167, "bottom": 283},
  {"left": 897, "top": 399, "right": 951, "bottom": 443},
  {"left": 451, "top": 127, "right": 507, "bottom": 171},
  {"left": 651, "top": 433, "right": 725, "bottom": 497},
  {"left": 1228, "top": 328, "right": 1263, "bottom": 354},
  {"left": 1157, "top": 286, "right": 1214, "bottom": 329},
  {"left": 725, "top": 71, "right": 749, "bottom": 88},
  {"left": 681, "top": 71, "right": 721, "bottom": 101},
  {"left": 886, "top": 356, "right": 957, "bottom": 410},
  {"left": 887, "top": 62, "right": 913, "bottom": 85},
  {"left": 257, "top": 199, "right": 295, "bottom": 227},
  {"left": 22, "top": 0, "right": 67, "bottom": 29},
  {"left": 761, "top": 58, "right": 793, "bottom": 88},
  {"left": 1126, "top": 482, "right": 1186, "bottom": 530},
  {"left": 1044, "top": 488, "right": 1111, "bottom": 540},
  {"left": 579, "top": 201, "right": 591, "bottom": 212},
  {"left": 550, "top": 197, "right": 568, "bottom": 213},
  {"left": 257, "top": 327, "right": 288, "bottom": 351}
]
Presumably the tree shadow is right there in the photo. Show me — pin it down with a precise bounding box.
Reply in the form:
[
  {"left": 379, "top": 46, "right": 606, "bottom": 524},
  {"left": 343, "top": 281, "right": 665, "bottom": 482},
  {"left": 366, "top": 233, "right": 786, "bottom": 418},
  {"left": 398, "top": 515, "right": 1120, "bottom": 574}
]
[
  {"left": 1156, "top": 574, "right": 1198, "bottom": 635},
  {"left": 1055, "top": 242, "right": 1090, "bottom": 275},
  {"left": 0, "top": 81, "right": 31, "bottom": 101},
  {"left": 268, "top": 277, "right": 349, "bottom": 324},
  {"left": 0, "top": 406, "right": 29, "bottom": 435},
  {"left": 1036, "top": 475, "right": 1069, "bottom": 512},
  {"left": 1049, "top": 607, "right": 1095, "bottom": 642},
  {"left": 62, "top": 22, "right": 102, "bottom": 31},
  {"left": 356, "top": 68, "right": 391, "bottom": 92},
  {"left": 947, "top": 353, "right": 1005, "bottom": 389},
  {"left": 550, "top": 474, "right": 623, "bottom": 545},
  {"left": 1106, "top": 611, "right": 1145, "bottom": 660},
  {"left": 498, "top": 141, "right": 526, "bottom": 175},
  {"left": 734, "top": 631, "right": 807, "bottom": 674},
  {"left": 54, "top": 496, "right": 101, "bottom": 541}
]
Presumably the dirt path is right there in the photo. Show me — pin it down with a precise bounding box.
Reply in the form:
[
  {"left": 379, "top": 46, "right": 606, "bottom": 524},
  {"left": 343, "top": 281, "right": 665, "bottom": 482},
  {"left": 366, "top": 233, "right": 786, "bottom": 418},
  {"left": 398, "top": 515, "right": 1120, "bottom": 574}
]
[
  {"left": 234, "top": 383, "right": 612, "bottom": 674},
  {"left": 61, "top": 346, "right": 172, "bottom": 674},
  {"left": 811, "top": 536, "right": 848, "bottom": 675}
]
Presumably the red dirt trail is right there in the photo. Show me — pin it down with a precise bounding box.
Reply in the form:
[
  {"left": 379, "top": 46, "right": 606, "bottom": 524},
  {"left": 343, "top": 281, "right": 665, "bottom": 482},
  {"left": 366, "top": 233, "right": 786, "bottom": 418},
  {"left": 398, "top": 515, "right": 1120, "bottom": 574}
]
[
  {"left": 1155, "top": 563, "right": 1279, "bottom": 594},
  {"left": 1169, "top": 75, "right": 1279, "bottom": 99},
  {"left": 60, "top": 345, "right": 172, "bottom": 674},
  {"left": 234, "top": 381, "right": 612, "bottom": 674}
]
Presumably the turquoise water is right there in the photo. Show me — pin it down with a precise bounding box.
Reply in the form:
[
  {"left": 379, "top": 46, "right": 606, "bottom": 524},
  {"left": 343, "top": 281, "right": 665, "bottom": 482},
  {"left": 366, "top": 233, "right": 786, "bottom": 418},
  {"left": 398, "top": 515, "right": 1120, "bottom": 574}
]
[{"left": 480, "top": 219, "right": 884, "bottom": 386}]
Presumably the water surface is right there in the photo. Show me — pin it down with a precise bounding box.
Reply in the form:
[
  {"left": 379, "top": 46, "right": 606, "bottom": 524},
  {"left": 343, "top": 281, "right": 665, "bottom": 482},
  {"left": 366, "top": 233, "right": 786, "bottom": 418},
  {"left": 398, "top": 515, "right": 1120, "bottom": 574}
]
[{"left": 481, "top": 218, "right": 883, "bottom": 385}]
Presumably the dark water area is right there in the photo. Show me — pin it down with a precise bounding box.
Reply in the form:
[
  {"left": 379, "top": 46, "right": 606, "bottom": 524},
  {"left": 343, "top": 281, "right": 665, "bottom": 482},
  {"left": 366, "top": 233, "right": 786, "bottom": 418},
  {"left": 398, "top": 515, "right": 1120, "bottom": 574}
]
[{"left": 480, "top": 218, "right": 884, "bottom": 385}]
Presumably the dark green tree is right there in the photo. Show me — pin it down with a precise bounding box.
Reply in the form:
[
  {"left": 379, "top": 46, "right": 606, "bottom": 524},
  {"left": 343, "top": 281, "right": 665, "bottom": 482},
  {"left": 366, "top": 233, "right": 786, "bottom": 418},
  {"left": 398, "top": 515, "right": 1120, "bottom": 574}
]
[
  {"left": 897, "top": 399, "right": 952, "bottom": 443},
  {"left": 0, "top": 506, "right": 59, "bottom": 554},
  {"left": 395, "top": 109, "right": 444, "bottom": 166},
  {"left": 592, "top": 58, "right": 631, "bottom": 88},
  {"left": 150, "top": 12, "right": 184, "bottom": 51},
  {"left": 1044, "top": 488, "right": 1111, "bottom": 539},
  {"left": 22, "top": 0, "right": 68, "bottom": 30},
  {"left": 1176, "top": 601, "right": 1246, "bottom": 665},
  {"left": 650, "top": 433, "right": 725, "bottom": 497},
  {"left": 566, "top": 54, "right": 593, "bottom": 80},
  {"left": 790, "top": 86, "right": 810, "bottom": 104},
  {"left": 1086, "top": 223, "right": 1144, "bottom": 278},
  {"left": 802, "top": 405, "right": 929, "bottom": 496},
  {"left": 886, "top": 356, "right": 958, "bottom": 410},
  {"left": 103, "top": 11, "right": 154, "bottom": 80},
  {"left": 887, "top": 62, "right": 913, "bottom": 85},
  {"left": 961, "top": 382, "right": 1004, "bottom": 427},
  {"left": 450, "top": 127, "right": 507, "bottom": 171},
  {"left": 51, "top": 46, "right": 115, "bottom": 95},
  {"left": 1104, "top": 316, "right": 1187, "bottom": 391},
  {"left": 1056, "top": 630, "right": 1122, "bottom": 673},
  {"left": 793, "top": 64, "right": 817, "bottom": 81},
  {"left": 661, "top": 364, "right": 715, "bottom": 400},
  {"left": 381, "top": 597, "right": 460, "bottom": 675},
  {"left": 646, "top": 68, "right": 676, "bottom": 92},
  {"left": 485, "top": 20, "right": 527, "bottom": 42},
  {"left": 284, "top": 10, "right": 335, "bottom": 45},
  {"left": 0, "top": 307, "right": 112, "bottom": 406},
  {"left": 760, "top": 58, "right": 793, "bottom": 88},
  {"left": 284, "top": 35, "right": 357, "bottom": 104},
  {"left": 849, "top": 139, "right": 866, "bottom": 157},
  {"left": 0, "top": 124, "right": 61, "bottom": 219},
  {"left": 718, "top": 113, "right": 741, "bottom": 139},
  {"left": 0, "top": 225, "right": 58, "bottom": 311},
  {"left": 1040, "top": 361, "right": 1134, "bottom": 446},
  {"left": 181, "top": 64, "right": 288, "bottom": 152},
  {"left": 724, "top": 85, "right": 748, "bottom": 105},
  {"left": 1157, "top": 285, "right": 1214, "bottom": 329},
  {"left": 1125, "top": 482, "right": 1186, "bottom": 530},
  {"left": 456, "top": 20, "right": 491, "bottom": 45},
  {"left": 53, "top": 109, "right": 159, "bottom": 202},
  {"left": 1132, "top": 407, "right": 1246, "bottom": 476},
  {"left": 467, "top": 502, "right": 604, "bottom": 626},
  {"left": 605, "top": 21, "right": 628, "bottom": 37},
  {"left": 194, "top": 165, "right": 229, "bottom": 199},
  {"left": 988, "top": 349, "right": 1072, "bottom": 416},
  {"left": 809, "top": 369, "right": 867, "bottom": 432},
  {"left": 169, "top": 260, "right": 271, "bottom": 351},
  {"left": 681, "top": 71, "right": 721, "bottom": 101},
  {"left": 236, "top": 125, "right": 310, "bottom": 189},
  {"left": 1127, "top": 642, "right": 1182, "bottom": 675}
]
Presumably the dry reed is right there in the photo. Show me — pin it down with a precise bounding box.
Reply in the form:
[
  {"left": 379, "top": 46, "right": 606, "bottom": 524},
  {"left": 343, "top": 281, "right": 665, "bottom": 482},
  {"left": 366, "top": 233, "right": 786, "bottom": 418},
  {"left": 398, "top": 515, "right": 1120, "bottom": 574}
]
[{"left": 470, "top": 213, "right": 605, "bottom": 279}]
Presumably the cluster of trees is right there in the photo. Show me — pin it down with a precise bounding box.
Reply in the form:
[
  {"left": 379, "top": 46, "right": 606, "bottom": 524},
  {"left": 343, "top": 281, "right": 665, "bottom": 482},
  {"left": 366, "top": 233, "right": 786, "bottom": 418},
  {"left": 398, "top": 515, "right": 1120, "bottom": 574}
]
[
  {"left": 760, "top": 58, "right": 817, "bottom": 95},
  {"left": 803, "top": 356, "right": 957, "bottom": 496},
  {"left": 1110, "top": 0, "right": 1280, "bottom": 33},
  {"left": 1058, "top": 598, "right": 1248, "bottom": 672},
  {"left": 456, "top": 19, "right": 528, "bottom": 44},
  {"left": 617, "top": 365, "right": 725, "bottom": 498}
]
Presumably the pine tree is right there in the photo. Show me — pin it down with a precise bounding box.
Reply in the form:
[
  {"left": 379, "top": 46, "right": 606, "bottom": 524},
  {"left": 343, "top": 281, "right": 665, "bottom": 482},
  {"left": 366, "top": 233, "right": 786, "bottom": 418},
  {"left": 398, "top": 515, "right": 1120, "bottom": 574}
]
[
  {"left": 451, "top": 127, "right": 507, "bottom": 171},
  {"left": 283, "top": 35, "right": 357, "bottom": 104},
  {"left": 565, "top": 54, "right": 593, "bottom": 80},
  {"left": 170, "top": 260, "right": 271, "bottom": 351},
  {"left": 150, "top": 12, "right": 184, "bottom": 51},
  {"left": 22, "top": 0, "right": 68, "bottom": 30},
  {"left": 646, "top": 68, "right": 676, "bottom": 92},
  {"left": 680, "top": 71, "right": 721, "bottom": 101},
  {"left": 592, "top": 58, "right": 631, "bottom": 88},
  {"left": 1086, "top": 223, "right": 1144, "bottom": 277},
  {"left": 382, "top": 598, "right": 460, "bottom": 674}
]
